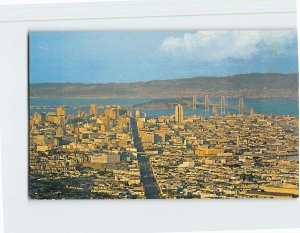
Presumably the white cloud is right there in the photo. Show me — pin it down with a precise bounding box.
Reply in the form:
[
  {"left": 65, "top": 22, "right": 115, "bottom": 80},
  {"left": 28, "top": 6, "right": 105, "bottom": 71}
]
[{"left": 159, "top": 31, "right": 296, "bottom": 61}]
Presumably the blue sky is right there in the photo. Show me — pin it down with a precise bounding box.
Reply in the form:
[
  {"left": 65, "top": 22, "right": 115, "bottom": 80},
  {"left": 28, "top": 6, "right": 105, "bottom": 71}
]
[{"left": 29, "top": 30, "right": 298, "bottom": 83}]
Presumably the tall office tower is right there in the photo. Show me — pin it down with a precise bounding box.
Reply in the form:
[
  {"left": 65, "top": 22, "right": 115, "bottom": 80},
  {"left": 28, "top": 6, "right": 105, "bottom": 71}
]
[
  {"left": 250, "top": 108, "right": 254, "bottom": 116},
  {"left": 192, "top": 95, "right": 197, "bottom": 110},
  {"left": 103, "top": 115, "right": 110, "bottom": 131},
  {"left": 236, "top": 134, "right": 240, "bottom": 153},
  {"left": 220, "top": 96, "right": 226, "bottom": 115},
  {"left": 56, "top": 106, "right": 65, "bottom": 116},
  {"left": 135, "top": 110, "right": 140, "bottom": 120},
  {"left": 104, "top": 107, "right": 111, "bottom": 117},
  {"left": 212, "top": 104, "right": 217, "bottom": 114},
  {"left": 89, "top": 104, "right": 97, "bottom": 115},
  {"left": 238, "top": 99, "right": 244, "bottom": 115},
  {"left": 74, "top": 126, "right": 80, "bottom": 135},
  {"left": 104, "top": 106, "right": 119, "bottom": 119},
  {"left": 204, "top": 95, "right": 210, "bottom": 112},
  {"left": 175, "top": 104, "right": 184, "bottom": 123},
  {"left": 112, "top": 108, "right": 119, "bottom": 119},
  {"left": 33, "top": 112, "right": 44, "bottom": 124}
]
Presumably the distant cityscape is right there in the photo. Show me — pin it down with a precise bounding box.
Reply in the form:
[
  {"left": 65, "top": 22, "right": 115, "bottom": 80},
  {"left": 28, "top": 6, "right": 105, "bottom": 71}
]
[
  {"left": 29, "top": 30, "right": 299, "bottom": 199},
  {"left": 29, "top": 95, "right": 299, "bottom": 199}
]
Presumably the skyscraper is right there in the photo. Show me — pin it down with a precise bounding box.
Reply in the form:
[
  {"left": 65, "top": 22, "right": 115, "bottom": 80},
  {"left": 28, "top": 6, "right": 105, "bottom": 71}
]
[
  {"left": 220, "top": 96, "right": 226, "bottom": 115},
  {"left": 239, "top": 99, "right": 244, "bottom": 115},
  {"left": 175, "top": 104, "right": 184, "bottom": 124},
  {"left": 56, "top": 106, "right": 65, "bottom": 116},
  {"left": 104, "top": 106, "right": 119, "bottom": 119},
  {"left": 103, "top": 115, "right": 110, "bottom": 131},
  {"left": 135, "top": 110, "right": 140, "bottom": 120},
  {"left": 90, "top": 104, "right": 97, "bottom": 115}
]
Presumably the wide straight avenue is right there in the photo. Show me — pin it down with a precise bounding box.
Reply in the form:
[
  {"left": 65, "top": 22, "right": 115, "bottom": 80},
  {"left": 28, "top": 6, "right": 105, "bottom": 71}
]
[{"left": 130, "top": 117, "right": 161, "bottom": 199}]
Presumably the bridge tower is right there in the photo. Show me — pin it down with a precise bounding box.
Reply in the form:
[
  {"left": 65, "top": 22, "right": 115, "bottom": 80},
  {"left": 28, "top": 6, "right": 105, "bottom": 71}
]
[
  {"left": 192, "top": 95, "right": 197, "bottom": 110},
  {"left": 204, "top": 95, "right": 209, "bottom": 112},
  {"left": 239, "top": 99, "right": 244, "bottom": 115},
  {"left": 220, "top": 96, "right": 226, "bottom": 115}
]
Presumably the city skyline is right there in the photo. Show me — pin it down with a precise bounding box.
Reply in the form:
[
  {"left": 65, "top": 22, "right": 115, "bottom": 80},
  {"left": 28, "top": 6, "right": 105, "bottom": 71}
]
[
  {"left": 29, "top": 30, "right": 298, "bottom": 84},
  {"left": 29, "top": 101, "right": 299, "bottom": 199},
  {"left": 29, "top": 30, "right": 299, "bottom": 199}
]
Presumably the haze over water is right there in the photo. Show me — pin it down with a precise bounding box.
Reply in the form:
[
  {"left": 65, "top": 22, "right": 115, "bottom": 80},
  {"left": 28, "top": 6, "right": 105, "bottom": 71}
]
[{"left": 30, "top": 97, "right": 299, "bottom": 117}]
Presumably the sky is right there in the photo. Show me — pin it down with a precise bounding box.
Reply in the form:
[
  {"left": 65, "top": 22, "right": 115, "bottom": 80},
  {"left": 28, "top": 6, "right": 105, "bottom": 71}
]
[{"left": 29, "top": 30, "right": 298, "bottom": 83}]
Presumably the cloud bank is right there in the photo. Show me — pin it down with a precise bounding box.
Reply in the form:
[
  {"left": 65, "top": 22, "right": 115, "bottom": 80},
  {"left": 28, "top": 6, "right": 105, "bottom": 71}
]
[{"left": 159, "top": 31, "right": 297, "bottom": 62}]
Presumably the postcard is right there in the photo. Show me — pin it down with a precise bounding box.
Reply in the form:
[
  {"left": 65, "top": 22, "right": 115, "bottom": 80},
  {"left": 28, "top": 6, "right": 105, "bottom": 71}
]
[{"left": 29, "top": 31, "right": 299, "bottom": 199}]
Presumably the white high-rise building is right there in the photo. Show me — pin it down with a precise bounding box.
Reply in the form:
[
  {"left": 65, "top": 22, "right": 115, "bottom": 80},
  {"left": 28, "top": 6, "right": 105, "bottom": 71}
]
[
  {"left": 135, "top": 110, "right": 140, "bottom": 120},
  {"left": 175, "top": 104, "right": 184, "bottom": 123}
]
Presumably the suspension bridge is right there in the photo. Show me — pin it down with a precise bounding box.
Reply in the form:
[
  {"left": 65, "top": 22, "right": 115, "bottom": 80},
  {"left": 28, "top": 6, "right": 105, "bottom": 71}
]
[
  {"left": 191, "top": 95, "right": 254, "bottom": 115},
  {"left": 30, "top": 95, "right": 254, "bottom": 116}
]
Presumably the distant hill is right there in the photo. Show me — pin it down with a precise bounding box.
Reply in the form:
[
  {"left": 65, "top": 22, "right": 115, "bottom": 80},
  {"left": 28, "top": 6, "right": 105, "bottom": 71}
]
[{"left": 29, "top": 73, "right": 299, "bottom": 98}]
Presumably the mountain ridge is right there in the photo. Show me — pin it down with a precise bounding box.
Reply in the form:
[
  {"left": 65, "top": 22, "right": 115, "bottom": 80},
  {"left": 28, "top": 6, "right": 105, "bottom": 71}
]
[{"left": 29, "top": 73, "right": 299, "bottom": 98}]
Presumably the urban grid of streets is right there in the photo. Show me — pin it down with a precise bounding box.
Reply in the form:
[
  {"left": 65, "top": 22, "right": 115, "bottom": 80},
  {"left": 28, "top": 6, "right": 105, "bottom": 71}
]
[{"left": 29, "top": 104, "right": 299, "bottom": 199}]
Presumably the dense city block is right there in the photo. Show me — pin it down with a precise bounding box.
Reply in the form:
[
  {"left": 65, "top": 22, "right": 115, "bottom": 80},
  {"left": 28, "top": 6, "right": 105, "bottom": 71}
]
[{"left": 29, "top": 102, "right": 299, "bottom": 199}]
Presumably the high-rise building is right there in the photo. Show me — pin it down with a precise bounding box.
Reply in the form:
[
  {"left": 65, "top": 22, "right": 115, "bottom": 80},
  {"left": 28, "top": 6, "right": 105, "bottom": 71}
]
[
  {"left": 239, "top": 99, "right": 244, "bottom": 115},
  {"left": 135, "top": 110, "right": 140, "bottom": 120},
  {"left": 104, "top": 106, "right": 119, "bottom": 119},
  {"left": 220, "top": 96, "right": 226, "bottom": 115},
  {"left": 236, "top": 134, "right": 240, "bottom": 153},
  {"left": 175, "top": 104, "right": 184, "bottom": 124},
  {"left": 236, "top": 134, "right": 240, "bottom": 147},
  {"left": 56, "top": 106, "right": 65, "bottom": 116},
  {"left": 102, "top": 115, "right": 110, "bottom": 131},
  {"left": 127, "top": 110, "right": 132, "bottom": 117},
  {"left": 33, "top": 113, "right": 45, "bottom": 124},
  {"left": 90, "top": 104, "right": 97, "bottom": 115},
  {"left": 104, "top": 107, "right": 111, "bottom": 117}
]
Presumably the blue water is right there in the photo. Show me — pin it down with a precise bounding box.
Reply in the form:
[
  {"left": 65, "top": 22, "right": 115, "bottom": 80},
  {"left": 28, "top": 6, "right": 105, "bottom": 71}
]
[
  {"left": 29, "top": 97, "right": 299, "bottom": 117},
  {"left": 30, "top": 97, "right": 152, "bottom": 107}
]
